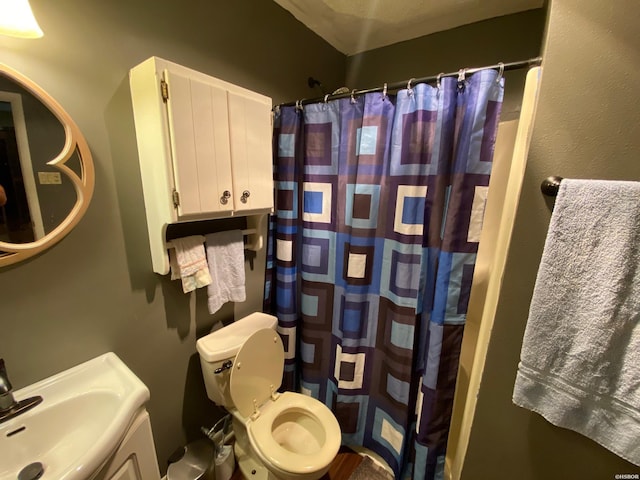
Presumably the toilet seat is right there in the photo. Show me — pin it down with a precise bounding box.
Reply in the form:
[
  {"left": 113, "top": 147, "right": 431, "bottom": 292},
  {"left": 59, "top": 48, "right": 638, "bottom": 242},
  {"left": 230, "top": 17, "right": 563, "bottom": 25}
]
[
  {"left": 229, "top": 328, "right": 284, "bottom": 419},
  {"left": 247, "top": 392, "right": 341, "bottom": 476}
]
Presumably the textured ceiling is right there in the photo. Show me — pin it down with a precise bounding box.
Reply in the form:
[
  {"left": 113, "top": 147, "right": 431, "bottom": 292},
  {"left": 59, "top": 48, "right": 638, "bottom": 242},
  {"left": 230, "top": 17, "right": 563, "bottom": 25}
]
[{"left": 274, "top": 0, "right": 544, "bottom": 55}]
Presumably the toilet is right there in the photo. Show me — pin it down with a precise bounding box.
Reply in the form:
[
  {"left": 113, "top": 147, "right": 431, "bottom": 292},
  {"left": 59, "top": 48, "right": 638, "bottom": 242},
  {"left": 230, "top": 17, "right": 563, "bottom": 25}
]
[{"left": 196, "top": 312, "right": 341, "bottom": 480}]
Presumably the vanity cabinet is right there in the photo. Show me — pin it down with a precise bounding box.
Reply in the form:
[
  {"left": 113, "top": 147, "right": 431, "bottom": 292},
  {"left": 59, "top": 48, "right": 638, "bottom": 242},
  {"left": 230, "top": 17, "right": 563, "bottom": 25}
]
[
  {"left": 129, "top": 57, "right": 273, "bottom": 274},
  {"left": 95, "top": 410, "right": 161, "bottom": 480},
  {"left": 108, "top": 459, "right": 139, "bottom": 480}
]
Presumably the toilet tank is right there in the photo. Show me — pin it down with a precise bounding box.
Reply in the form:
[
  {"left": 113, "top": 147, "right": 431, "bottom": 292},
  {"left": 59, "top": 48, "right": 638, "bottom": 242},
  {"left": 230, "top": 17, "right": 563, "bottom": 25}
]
[{"left": 196, "top": 312, "right": 278, "bottom": 407}]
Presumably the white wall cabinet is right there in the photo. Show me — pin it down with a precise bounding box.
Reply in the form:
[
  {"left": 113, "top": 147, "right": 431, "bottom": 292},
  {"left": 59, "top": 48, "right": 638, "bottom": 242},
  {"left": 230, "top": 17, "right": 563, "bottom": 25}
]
[{"left": 129, "top": 57, "right": 273, "bottom": 274}]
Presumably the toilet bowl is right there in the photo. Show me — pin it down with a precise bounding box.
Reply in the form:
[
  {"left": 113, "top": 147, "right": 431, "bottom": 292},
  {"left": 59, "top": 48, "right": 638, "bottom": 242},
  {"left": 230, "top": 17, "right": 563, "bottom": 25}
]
[{"left": 196, "top": 313, "right": 341, "bottom": 480}]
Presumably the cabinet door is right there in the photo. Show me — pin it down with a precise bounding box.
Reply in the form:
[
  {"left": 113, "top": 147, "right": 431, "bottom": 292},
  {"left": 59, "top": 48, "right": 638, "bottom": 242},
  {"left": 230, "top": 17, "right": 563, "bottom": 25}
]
[
  {"left": 228, "top": 91, "right": 273, "bottom": 212},
  {"left": 164, "top": 69, "right": 234, "bottom": 216},
  {"left": 108, "top": 458, "right": 141, "bottom": 480}
]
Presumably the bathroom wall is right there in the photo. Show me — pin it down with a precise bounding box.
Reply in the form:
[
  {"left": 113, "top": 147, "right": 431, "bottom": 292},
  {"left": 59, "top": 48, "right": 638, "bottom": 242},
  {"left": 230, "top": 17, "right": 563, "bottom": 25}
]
[
  {"left": 0, "top": 0, "right": 344, "bottom": 472},
  {"left": 461, "top": 0, "right": 640, "bottom": 478}
]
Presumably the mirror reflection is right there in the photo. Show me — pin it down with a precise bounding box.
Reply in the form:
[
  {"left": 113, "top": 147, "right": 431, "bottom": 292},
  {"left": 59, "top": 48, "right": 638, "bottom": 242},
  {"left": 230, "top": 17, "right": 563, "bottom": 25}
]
[
  {"left": 0, "top": 81, "right": 77, "bottom": 243},
  {"left": 0, "top": 63, "right": 94, "bottom": 267}
]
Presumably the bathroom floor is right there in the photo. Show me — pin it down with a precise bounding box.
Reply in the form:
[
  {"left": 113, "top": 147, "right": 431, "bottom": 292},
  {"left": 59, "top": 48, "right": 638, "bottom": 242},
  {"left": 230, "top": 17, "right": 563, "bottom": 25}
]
[{"left": 229, "top": 447, "right": 364, "bottom": 479}]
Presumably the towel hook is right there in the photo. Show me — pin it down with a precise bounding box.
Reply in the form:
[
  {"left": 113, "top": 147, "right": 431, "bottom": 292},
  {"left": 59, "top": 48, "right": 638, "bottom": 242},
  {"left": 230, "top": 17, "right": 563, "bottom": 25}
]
[{"left": 541, "top": 176, "right": 564, "bottom": 197}]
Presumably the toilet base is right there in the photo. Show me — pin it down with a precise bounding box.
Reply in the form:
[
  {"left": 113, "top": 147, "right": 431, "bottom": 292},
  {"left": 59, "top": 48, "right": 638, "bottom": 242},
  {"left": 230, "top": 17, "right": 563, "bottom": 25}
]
[{"left": 234, "top": 440, "right": 276, "bottom": 480}]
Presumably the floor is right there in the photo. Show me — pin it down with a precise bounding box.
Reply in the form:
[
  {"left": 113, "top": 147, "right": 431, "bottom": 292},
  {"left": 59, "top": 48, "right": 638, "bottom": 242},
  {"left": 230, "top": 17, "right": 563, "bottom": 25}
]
[{"left": 229, "top": 447, "right": 364, "bottom": 480}]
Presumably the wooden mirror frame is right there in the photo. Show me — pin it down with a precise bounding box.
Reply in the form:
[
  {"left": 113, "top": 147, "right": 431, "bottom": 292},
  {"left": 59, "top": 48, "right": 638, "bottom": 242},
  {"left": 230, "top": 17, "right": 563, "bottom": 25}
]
[{"left": 0, "top": 63, "right": 94, "bottom": 267}]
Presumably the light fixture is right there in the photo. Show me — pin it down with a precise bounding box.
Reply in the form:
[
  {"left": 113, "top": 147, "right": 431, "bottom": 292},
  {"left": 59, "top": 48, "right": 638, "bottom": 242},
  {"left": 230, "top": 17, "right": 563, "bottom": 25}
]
[{"left": 0, "top": 0, "right": 43, "bottom": 38}]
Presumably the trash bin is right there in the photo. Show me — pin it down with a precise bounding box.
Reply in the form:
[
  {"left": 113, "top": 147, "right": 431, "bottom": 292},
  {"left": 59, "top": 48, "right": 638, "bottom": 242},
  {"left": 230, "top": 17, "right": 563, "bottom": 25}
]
[
  {"left": 166, "top": 439, "right": 215, "bottom": 480},
  {"left": 167, "top": 414, "right": 235, "bottom": 480}
]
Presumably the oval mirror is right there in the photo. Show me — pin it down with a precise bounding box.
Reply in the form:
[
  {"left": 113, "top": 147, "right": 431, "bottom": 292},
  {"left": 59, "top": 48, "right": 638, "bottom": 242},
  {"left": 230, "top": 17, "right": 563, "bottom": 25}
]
[{"left": 0, "top": 63, "right": 94, "bottom": 267}]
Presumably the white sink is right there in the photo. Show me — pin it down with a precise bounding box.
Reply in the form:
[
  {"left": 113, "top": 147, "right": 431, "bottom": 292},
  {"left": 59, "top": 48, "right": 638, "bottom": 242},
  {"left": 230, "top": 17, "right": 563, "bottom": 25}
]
[{"left": 0, "top": 353, "right": 150, "bottom": 480}]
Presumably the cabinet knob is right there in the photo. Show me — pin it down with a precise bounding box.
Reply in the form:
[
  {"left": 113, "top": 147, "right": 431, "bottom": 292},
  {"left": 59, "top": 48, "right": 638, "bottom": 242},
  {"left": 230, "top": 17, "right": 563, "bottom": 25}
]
[
  {"left": 240, "top": 190, "right": 250, "bottom": 203},
  {"left": 220, "top": 190, "right": 231, "bottom": 205}
]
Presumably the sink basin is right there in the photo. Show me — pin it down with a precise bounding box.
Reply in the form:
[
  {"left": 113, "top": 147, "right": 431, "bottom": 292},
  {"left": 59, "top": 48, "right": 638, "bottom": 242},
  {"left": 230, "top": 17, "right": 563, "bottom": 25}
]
[{"left": 0, "top": 353, "right": 150, "bottom": 480}]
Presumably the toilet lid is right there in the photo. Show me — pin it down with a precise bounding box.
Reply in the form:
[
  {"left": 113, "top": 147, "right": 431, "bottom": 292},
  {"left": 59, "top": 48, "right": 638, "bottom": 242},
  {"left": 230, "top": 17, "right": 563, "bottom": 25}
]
[{"left": 230, "top": 328, "right": 284, "bottom": 418}]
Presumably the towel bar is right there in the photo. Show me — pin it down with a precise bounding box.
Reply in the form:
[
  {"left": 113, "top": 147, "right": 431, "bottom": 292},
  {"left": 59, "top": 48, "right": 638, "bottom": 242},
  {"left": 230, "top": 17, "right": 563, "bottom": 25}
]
[
  {"left": 166, "top": 228, "right": 257, "bottom": 250},
  {"left": 541, "top": 176, "right": 564, "bottom": 197}
]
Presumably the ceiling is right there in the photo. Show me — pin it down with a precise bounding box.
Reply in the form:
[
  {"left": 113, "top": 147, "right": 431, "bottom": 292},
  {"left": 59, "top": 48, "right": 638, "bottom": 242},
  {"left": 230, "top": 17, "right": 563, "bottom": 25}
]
[{"left": 273, "top": 0, "right": 544, "bottom": 55}]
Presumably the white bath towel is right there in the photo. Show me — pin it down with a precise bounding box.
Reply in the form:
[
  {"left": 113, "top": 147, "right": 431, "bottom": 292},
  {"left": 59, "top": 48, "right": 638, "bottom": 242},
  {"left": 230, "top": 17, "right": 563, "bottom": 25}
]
[
  {"left": 168, "top": 236, "right": 212, "bottom": 293},
  {"left": 205, "top": 230, "right": 246, "bottom": 315},
  {"left": 512, "top": 179, "right": 640, "bottom": 466}
]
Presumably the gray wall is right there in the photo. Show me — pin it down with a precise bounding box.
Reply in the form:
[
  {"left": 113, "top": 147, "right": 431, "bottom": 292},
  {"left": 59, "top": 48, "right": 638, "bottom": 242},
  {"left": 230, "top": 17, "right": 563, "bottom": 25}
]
[
  {"left": 462, "top": 0, "right": 640, "bottom": 477},
  {"left": 346, "top": 9, "right": 547, "bottom": 121},
  {"left": 0, "top": 0, "right": 344, "bottom": 473}
]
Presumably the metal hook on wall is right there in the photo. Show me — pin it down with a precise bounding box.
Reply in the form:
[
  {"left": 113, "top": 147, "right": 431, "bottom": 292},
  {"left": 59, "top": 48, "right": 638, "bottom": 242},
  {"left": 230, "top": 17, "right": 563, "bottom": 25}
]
[{"left": 307, "top": 76, "right": 325, "bottom": 95}]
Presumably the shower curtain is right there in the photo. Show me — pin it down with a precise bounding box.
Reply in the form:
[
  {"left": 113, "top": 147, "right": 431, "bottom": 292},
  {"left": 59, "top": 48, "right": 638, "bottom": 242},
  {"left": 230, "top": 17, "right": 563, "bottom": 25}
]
[{"left": 264, "top": 69, "right": 504, "bottom": 479}]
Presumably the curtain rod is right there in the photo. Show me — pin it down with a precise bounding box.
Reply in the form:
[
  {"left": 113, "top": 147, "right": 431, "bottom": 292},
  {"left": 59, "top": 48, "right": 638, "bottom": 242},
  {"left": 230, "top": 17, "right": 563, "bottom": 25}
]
[{"left": 277, "top": 56, "right": 542, "bottom": 108}]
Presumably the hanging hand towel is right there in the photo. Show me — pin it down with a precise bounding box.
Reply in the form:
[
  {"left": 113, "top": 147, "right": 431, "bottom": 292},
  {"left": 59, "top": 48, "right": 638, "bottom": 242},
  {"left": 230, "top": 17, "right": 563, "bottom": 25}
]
[
  {"left": 205, "top": 230, "right": 246, "bottom": 315},
  {"left": 169, "top": 235, "right": 212, "bottom": 293},
  {"left": 512, "top": 179, "right": 640, "bottom": 466}
]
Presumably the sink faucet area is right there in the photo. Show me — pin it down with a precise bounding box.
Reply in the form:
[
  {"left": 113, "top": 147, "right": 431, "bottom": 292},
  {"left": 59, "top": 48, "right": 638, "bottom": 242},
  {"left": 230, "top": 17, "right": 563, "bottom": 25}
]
[
  {"left": 0, "top": 359, "right": 43, "bottom": 425},
  {"left": 0, "top": 353, "right": 156, "bottom": 480}
]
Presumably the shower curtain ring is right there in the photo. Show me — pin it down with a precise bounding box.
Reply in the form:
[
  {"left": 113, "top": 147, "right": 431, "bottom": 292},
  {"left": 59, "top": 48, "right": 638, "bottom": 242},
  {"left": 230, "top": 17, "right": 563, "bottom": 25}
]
[
  {"left": 382, "top": 82, "right": 388, "bottom": 99},
  {"left": 407, "top": 77, "right": 416, "bottom": 94},
  {"left": 458, "top": 69, "right": 466, "bottom": 83},
  {"left": 436, "top": 73, "right": 444, "bottom": 90},
  {"left": 324, "top": 94, "right": 330, "bottom": 103},
  {"left": 496, "top": 62, "right": 505, "bottom": 82},
  {"left": 295, "top": 99, "right": 305, "bottom": 112},
  {"left": 350, "top": 89, "right": 357, "bottom": 104}
]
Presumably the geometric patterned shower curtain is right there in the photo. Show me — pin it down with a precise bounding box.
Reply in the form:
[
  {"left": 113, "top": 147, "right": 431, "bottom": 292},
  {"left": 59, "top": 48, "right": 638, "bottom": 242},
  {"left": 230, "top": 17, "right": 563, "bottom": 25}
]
[{"left": 265, "top": 69, "right": 504, "bottom": 479}]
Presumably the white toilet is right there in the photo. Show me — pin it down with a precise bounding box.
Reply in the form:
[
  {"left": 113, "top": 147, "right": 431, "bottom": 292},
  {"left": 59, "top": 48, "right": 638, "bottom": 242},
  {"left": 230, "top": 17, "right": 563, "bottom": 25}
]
[{"left": 196, "top": 312, "right": 341, "bottom": 480}]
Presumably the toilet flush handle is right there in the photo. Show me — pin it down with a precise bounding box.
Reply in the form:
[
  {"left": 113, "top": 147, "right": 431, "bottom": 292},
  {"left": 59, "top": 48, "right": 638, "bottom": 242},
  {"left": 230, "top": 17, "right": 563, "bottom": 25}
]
[{"left": 214, "top": 360, "right": 233, "bottom": 374}]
